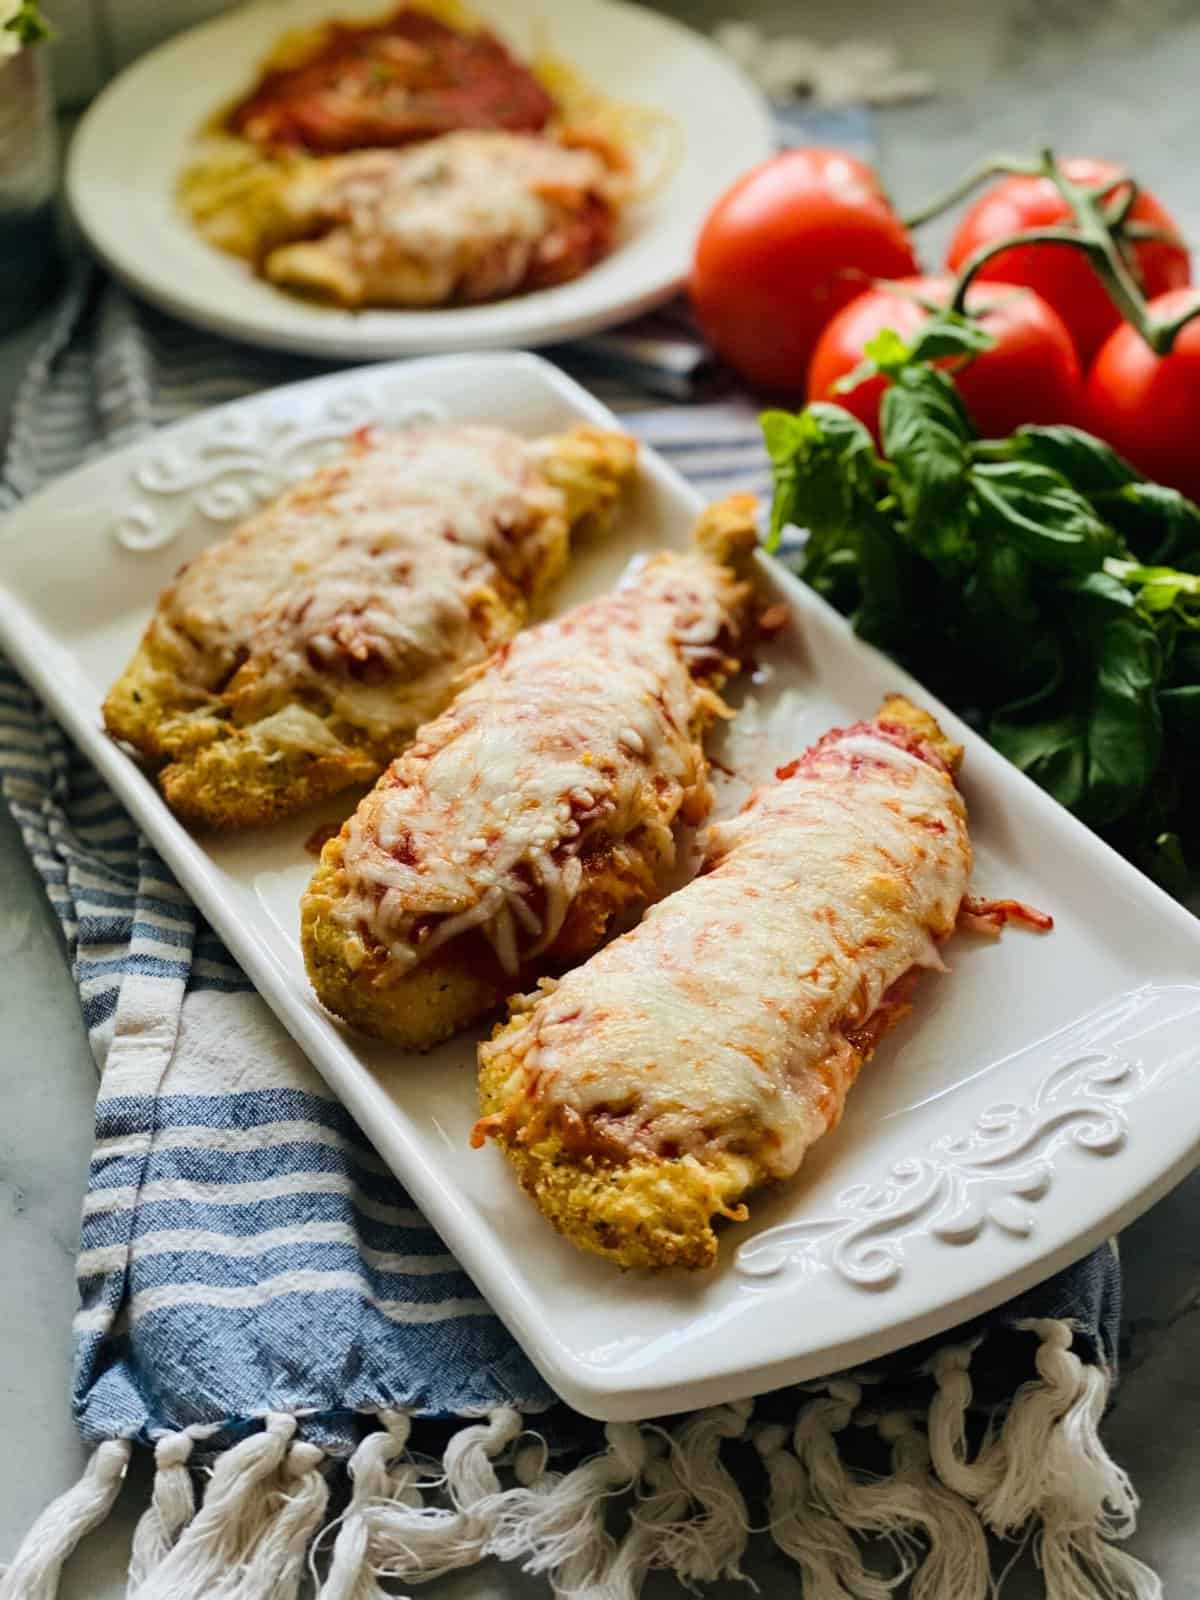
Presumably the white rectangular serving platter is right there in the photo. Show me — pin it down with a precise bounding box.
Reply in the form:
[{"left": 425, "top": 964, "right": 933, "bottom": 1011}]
[{"left": 3, "top": 351, "right": 1199, "bottom": 1422}]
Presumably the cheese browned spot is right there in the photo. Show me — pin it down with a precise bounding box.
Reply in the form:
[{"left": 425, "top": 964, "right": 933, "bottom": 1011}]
[
  {"left": 475, "top": 701, "right": 979, "bottom": 1269},
  {"left": 301, "top": 496, "right": 758, "bottom": 1050},
  {"left": 102, "top": 421, "right": 636, "bottom": 828}
]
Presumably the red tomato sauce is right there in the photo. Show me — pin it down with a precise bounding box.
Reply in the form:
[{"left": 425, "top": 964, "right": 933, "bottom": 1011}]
[{"left": 228, "top": 6, "right": 556, "bottom": 152}]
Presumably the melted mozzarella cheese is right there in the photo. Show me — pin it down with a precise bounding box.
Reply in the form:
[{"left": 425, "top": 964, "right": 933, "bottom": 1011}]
[
  {"left": 267, "top": 133, "right": 620, "bottom": 307},
  {"left": 326, "top": 548, "right": 744, "bottom": 977},
  {"left": 494, "top": 727, "right": 971, "bottom": 1177},
  {"left": 151, "top": 424, "right": 560, "bottom": 739}
]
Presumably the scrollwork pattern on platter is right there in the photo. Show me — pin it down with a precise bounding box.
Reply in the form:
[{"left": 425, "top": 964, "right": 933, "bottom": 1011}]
[
  {"left": 110, "top": 388, "right": 448, "bottom": 552},
  {"left": 735, "top": 1049, "right": 1151, "bottom": 1290}
]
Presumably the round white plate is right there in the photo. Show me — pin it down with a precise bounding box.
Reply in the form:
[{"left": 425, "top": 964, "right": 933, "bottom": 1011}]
[{"left": 66, "top": 0, "right": 772, "bottom": 359}]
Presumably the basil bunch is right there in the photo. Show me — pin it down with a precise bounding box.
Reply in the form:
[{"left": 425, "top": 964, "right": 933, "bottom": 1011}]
[{"left": 763, "top": 324, "right": 1200, "bottom": 897}]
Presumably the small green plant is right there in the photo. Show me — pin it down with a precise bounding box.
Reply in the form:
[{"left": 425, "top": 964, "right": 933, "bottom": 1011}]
[{"left": 1, "top": 1, "right": 52, "bottom": 56}]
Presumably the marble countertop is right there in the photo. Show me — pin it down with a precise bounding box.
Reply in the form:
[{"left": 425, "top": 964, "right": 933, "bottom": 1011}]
[{"left": 3, "top": 3, "right": 1200, "bottom": 1593}]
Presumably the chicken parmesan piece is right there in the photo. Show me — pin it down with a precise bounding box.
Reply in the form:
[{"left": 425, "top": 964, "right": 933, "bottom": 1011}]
[
  {"left": 475, "top": 698, "right": 1002, "bottom": 1270},
  {"left": 301, "top": 496, "right": 759, "bottom": 1051},
  {"left": 103, "top": 422, "right": 636, "bottom": 829},
  {"left": 259, "top": 131, "right": 627, "bottom": 309},
  {"left": 226, "top": 5, "right": 556, "bottom": 153}
]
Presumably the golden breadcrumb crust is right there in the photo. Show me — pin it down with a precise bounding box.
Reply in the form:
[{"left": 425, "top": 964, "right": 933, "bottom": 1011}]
[
  {"left": 301, "top": 898, "right": 501, "bottom": 1050},
  {"left": 103, "top": 425, "right": 636, "bottom": 830},
  {"left": 301, "top": 495, "right": 760, "bottom": 1052},
  {"left": 476, "top": 1028, "right": 771, "bottom": 1269},
  {"left": 876, "top": 693, "right": 963, "bottom": 775}
]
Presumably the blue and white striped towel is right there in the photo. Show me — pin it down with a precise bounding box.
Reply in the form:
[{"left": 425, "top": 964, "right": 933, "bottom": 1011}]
[{"left": 0, "top": 264, "right": 1153, "bottom": 1598}]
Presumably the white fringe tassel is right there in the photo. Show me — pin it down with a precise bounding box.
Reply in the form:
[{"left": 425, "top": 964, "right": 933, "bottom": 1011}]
[
  {"left": 231, "top": 1439, "right": 328, "bottom": 1600},
  {"left": 126, "top": 1412, "right": 321, "bottom": 1600},
  {"left": 875, "top": 1411, "right": 990, "bottom": 1600},
  {"left": 658, "top": 1397, "right": 755, "bottom": 1585},
  {"left": 754, "top": 1420, "right": 890, "bottom": 1600},
  {"left": 585, "top": 1430, "right": 691, "bottom": 1600},
  {"left": 127, "top": 1429, "right": 197, "bottom": 1589},
  {"left": 317, "top": 1410, "right": 417, "bottom": 1600},
  {"left": 995, "top": 1320, "right": 1160, "bottom": 1600},
  {"left": 0, "top": 1438, "right": 130, "bottom": 1600},
  {"left": 316, "top": 1405, "right": 523, "bottom": 1594},
  {"left": 927, "top": 1338, "right": 1003, "bottom": 1502},
  {"left": 487, "top": 1419, "right": 651, "bottom": 1593},
  {"left": 927, "top": 1319, "right": 1162, "bottom": 1600},
  {"left": 1, "top": 1319, "right": 1163, "bottom": 1600}
]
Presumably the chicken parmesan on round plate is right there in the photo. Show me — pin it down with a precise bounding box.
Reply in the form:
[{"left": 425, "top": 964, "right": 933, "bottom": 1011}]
[
  {"left": 66, "top": 0, "right": 772, "bottom": 357},
  {"left": 178, "top": 0, "right": 666, "bottom": 311}
]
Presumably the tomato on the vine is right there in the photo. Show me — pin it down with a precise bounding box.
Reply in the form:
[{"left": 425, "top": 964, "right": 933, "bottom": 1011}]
[
  {"left": 807, "top": 275, "right": 1082, "bottom": 442},
  {"left": 1085, "top": 288, "right": 1200, "bottom": 502},
  {"left": 689, "top": 147, "right": 918, "bottom": 394},
  {"left": 943, "top": 158, "right": 1190, "bottom": 367}
]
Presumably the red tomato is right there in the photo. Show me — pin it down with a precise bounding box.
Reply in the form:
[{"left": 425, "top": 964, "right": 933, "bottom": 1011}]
[
  {"left": 807, "top": 275, "right": 1082, "bottom": 442},
  {"left": 944, "top": 157, "right": 1190, "bottom": 367},
  {"left": 1085, "top": 288, "right": 1200, "bottom": 501},
  {"left": 689, "top": 148, "right": 918, "bottom": 394}
]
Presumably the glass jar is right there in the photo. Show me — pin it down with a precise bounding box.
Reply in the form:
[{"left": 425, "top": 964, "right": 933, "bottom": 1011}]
[{"left": 0, "top": 44, "right": 61, "bottom": 337}]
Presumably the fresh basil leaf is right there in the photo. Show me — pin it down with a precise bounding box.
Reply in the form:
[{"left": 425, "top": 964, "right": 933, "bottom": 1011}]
[
  {"left": 1107, "top": 481, "right": 1200, "bottom": 568},
  {"left": 863, "top": 311, "right": 996, "bottom": 379},
  {"left": 970, "top": 460, "right": 1115, "bottom": 573},
  {"left": 907, "top": 312, "right": 997, "bottom": 365},
  {"left": 854, "top": 508, "right": 913, "bottom": 649},
  {"left": 992, "top": 573, "right": 1162, "bottom": 827},
  {"left": 802, "top": 403, "right": 881, "bottom": 489},
  {"left": 880, "top": 365, "right": 973, "bottom": 560},
  {"left": 977, "top": 427, "right": 1200, "bottom": 567},
  {"left": 761, "top": 410, "right": 820, "bottom": 544},
  {"left": 1001, "top": 425, "right": 1137, "bottom": 492},
  {"left": 959, "top": 541, "right": 1063, "bottom": 704},
  {"left": 990, "top": 710, "right": 1088, "bottom": 813},
  {"left": 790, "top": 540, "right": 862, "bottom": 616},
  {"left": 1066, "top": 565, "right": 1138, "bottom": 613},
  {"left": 1066, "top": 574, "right": 1163, "bottom": 824},
  {"left": 762, "top": 404, "right": 913, "bottom": 647},
  {"left": 861, "top": 327, "right": 911, "bottom": 375},
  {"left": 973, "top": 540, "right": 1036, "bottom": 622},
  {"left": 880, "top": 362, "right": 971, "bottom": 456},
  {"left": 760, "top": 403, "right": 880, "bottom": 552},
  {"left": 1105, "top": 557, "right": 1200, "bottom": 624},
  {"left": 1000, "top": 436, "right": 1200, "bottom": 566},
  {"left": 761, "top": 408, "right": 818, "bottom": 467}
]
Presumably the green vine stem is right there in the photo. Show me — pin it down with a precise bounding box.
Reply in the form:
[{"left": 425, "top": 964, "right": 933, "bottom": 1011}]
[
  {"left": 906, "top": 148, "right": 1200, "bottom": 356},
  {"left": 1100, "top": 180, "right": 1139, "bottom": 230},
  {"left": 898, "top": 154, "right": 1042, "bottom": 230}
]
